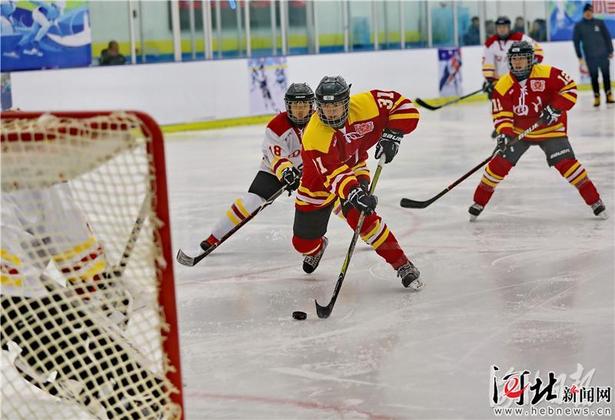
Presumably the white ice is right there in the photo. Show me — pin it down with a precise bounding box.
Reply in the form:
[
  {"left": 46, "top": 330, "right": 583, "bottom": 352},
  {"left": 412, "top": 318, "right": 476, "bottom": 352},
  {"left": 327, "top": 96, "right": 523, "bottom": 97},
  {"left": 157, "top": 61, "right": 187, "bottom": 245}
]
[{"left": 167, "top": 93, "right": 614, "bottom": 419}]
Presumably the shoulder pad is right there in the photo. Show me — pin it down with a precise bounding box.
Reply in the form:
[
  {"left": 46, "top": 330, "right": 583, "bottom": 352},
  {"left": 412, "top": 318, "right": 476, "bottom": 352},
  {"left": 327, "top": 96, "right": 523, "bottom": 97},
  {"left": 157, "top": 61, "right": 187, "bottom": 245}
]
[
  {"left": 495, "top": 74, "right": 515, "bottom": 95},
  {"left": 302, "top": 115, "right": 334, "bottom": 153},
  {"left": 348, "top": 92, "right": 379, "bottom": 123},
  {"left": 267, "top": 112, "right": 293, "bottom": 136},
  {"left": 484, "top": 35, "right": 499, "bottom": 47},
  {"left": 529, "top": 64, "right": 552, "bottom": 79}
]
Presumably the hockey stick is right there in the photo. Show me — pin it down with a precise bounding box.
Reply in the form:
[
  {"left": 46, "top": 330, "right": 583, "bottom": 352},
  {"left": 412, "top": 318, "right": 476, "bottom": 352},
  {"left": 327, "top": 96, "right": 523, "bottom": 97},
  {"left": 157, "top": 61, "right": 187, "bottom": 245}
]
[
  {"left": 315, "top": 155, "right": 386, "bottom": 319},
  {"left": 109, "top": 191, "right": 151, "bottom": 278},
  {"left": 400, "top": 121, "right": 541, "bottom": 209},
  {"left": 176, "top": 184, "right": 289, "bottom": 267},
  {"left": 415, "top": 87, "right": 484, "bottom": 111}
]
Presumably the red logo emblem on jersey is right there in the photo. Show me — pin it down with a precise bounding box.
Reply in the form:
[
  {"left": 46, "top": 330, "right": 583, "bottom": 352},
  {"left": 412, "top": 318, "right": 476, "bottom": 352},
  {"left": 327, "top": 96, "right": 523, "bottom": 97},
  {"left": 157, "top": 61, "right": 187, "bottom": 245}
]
[
  {"left": 530, "top": 80, "right": 546, "bottom": 92},
  {"left": 354, "top": 121, "right": 374, "bottom": 136}
]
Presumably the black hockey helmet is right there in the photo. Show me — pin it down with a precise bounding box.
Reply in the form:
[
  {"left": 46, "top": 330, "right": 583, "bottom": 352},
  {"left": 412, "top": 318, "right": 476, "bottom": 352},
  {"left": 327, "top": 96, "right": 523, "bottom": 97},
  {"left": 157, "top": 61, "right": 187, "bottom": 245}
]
[
  {"left": 495, "top": 16, "right": 511, "bottom": 39},
  {"left": 284, "top": 83, "right": 314, "bottom": 127},
  {"left": 315, "top": 75, "right": 351, "bottom": 129},
  {"left": 508, "top": 41, "right": 535, "bottom": 80}
]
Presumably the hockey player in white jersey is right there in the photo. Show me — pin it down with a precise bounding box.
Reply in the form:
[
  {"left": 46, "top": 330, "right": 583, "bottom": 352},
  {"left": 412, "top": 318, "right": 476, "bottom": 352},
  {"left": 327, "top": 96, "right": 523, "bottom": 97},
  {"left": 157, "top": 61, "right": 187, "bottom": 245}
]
[
  {"left": 0, "top": 181, "right": 178, "bottom": 418},
  {"left": 482, "top": 16, "right": 544, "bottom": 96},
  {"left": 199, "top": 83, "right": 314, "bottom": 252}
]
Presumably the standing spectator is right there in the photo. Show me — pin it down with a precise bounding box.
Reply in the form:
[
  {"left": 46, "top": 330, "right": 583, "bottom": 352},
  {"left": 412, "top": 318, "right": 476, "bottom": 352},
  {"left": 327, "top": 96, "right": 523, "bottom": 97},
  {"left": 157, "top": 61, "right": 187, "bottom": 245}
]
[
  {"left": 100, "top": 41, "right": 126, "bottom": 66},
  {"left": 573, "top": 3, "right": 614, "bottom": 107},
  {"left": 513, "top": 16, "right": 525, "bottom": 33},
  {"left": 463, "top": 16, "right": 481, "bottom": 46},
  {"left": 485, "top": 20, "right": 496, "bottom": 38},
  {"left": 529, "top": 19, "right": 547, "bottom": 42}
]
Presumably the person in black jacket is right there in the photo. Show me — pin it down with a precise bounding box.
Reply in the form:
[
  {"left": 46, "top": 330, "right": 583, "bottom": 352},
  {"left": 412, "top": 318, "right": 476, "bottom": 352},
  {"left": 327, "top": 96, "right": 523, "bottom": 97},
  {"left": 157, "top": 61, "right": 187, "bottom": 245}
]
[
  {"left": 100, "top": 41, "right": 126, "bottom": 66},
  {"left": 573, "top": 3, "right": 614, "bottom": 107}
]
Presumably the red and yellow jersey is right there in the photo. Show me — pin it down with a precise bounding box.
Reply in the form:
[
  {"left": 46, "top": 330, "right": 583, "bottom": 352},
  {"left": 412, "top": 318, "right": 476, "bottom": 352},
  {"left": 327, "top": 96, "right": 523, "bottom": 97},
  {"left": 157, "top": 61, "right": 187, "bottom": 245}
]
[
  {"left": 296, "top": 90, "right": 419, "bottom": 210},
  {"left": 482, "top": 32, "right": 544, "bottom": 81},
  {"left": 492, "top": 64, "right": 577, "bottom": 141}
]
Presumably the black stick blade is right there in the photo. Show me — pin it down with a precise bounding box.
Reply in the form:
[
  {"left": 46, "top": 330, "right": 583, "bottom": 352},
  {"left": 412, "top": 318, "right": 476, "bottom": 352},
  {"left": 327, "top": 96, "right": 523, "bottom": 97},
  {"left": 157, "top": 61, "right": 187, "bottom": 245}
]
[
  {"left": 400, "top": 197, "right": 433, "bottom": 209},
  {"left": 176, "top": 249, "right": 202, "bottom": 267},
  {"left": 315, "top": 299, "right": 333, "bottom": 319},
  {"left": 414, "top": 97, "right": 440, "bottom": 111}
]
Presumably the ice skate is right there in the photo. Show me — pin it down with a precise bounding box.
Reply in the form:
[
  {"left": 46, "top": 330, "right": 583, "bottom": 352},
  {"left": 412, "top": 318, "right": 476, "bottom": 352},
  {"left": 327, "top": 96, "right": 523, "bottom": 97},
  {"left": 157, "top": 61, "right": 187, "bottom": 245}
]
[
  {"left": 303, "top": 237, "right": 328, "bottom": 274},
  {"left": 397, "top": 261, "right": 423, "bottom": 290}
]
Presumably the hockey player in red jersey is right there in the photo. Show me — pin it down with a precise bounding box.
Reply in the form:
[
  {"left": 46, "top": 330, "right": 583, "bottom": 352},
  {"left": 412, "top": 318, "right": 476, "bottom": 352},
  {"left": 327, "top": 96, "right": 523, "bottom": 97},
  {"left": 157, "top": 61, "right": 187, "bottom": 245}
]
[
  {"left": 469, "top": 41, "right": 607, "bottom": 221},
  {"left": 199, "top": 83, "right": 313, "bottom": 251},
  {"left": 291, "top": 76, "right": 423, "bottom": 290},
  {"left": 482, "top": 16, "right": 544, "bottom": 138}
]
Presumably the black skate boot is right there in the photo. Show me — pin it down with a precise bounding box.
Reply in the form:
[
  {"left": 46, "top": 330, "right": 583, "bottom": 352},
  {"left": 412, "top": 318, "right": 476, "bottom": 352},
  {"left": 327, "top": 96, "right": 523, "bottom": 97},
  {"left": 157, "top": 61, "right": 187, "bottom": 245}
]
[
  {"left": 397, "top": 261, "right": 423, "bottom": 290},
  {"left": 303, "top": 237, "right": 328, "bottom": 274},
  {"left": 591, "top": 199, "right": 608, "bottom": 220},
  {"left": 468, "top": 203, "right": 484, "bottom": 222}
]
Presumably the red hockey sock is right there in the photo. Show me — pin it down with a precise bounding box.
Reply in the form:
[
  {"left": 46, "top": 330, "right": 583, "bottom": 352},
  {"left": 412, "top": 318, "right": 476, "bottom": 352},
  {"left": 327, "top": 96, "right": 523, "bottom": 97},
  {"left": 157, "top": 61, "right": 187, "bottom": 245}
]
[
  {"left": 554, "top": 159, "right": 600, "bottom": 205},
  {"left": 473, "top": 155, "right": 513, "bottom": 206},
  {"left": 292, "top": 236, "right": 324, "bottom": 256},
  {"left": 345, "top": 208, "right": 408, "bottom": 269}
]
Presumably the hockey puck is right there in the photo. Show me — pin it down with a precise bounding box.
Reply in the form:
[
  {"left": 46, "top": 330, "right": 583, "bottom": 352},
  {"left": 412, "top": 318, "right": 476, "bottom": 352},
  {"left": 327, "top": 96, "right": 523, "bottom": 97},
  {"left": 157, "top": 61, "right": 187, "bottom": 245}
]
[{"left": 292, "top": 311, "right": 307, "bottom": 320}]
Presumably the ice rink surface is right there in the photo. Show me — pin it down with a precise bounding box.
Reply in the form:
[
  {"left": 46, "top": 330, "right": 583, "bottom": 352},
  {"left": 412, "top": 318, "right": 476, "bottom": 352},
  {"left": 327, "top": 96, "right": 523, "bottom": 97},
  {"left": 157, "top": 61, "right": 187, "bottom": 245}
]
[{"left": 166, "top": 93, "right": 614, "bottom": 419}]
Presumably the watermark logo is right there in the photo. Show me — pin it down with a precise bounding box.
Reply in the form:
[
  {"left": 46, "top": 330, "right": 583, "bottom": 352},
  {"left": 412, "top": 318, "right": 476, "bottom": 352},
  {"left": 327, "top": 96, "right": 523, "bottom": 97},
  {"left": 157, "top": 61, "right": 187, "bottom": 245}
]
[{"left": 490, "top": 364, "right": 612, "bottom": 417}]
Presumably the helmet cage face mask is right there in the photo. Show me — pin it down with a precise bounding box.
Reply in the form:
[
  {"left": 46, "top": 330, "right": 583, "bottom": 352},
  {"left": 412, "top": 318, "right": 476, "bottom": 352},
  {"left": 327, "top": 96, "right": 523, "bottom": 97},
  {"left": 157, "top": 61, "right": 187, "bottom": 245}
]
[
  {"left": 285, "top": 98, "right": 314, "bottom": 126},
  {"left": 508, "top": 47, "right": 534, "bottom": 81},
  {"left": 316, "top": 96, "right": 350, "bottom": 129},
  {"left": 284, "top": 83, "right": 314, "bottom": 127}
]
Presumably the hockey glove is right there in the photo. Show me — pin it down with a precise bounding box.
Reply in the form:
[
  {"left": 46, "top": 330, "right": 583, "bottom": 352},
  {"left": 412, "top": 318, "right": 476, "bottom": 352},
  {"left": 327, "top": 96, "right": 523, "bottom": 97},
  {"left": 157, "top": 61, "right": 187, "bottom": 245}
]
[
  {"left": 495, "top": 133, "right": 514, "bottom": 152},
  {"left": 375, "top": 128, "right": 403, "bottom": 164},
  {"left": 281, "top": 166, "right": 301, "bottom": 192},
  {"left": 347, "top": 186, "right": 378, "bottom": 215},
  {"left": 538, "top": 105, "right": 561, "bottom": 125},
  {"left": 482, "top": 79, "right": 495, "bottom": 95}
]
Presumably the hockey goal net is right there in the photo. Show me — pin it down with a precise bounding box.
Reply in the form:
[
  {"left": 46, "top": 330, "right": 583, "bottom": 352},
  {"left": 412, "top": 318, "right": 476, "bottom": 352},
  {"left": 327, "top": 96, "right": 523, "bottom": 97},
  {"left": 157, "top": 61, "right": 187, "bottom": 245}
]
[{"left": 0, "top": 111, "right": 183, "bottom": 419}]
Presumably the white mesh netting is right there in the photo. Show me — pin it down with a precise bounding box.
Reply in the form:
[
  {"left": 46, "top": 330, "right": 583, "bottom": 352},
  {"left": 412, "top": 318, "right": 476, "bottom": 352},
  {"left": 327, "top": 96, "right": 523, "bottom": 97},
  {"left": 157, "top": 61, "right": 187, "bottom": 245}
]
[{"left": 0, "top": 112, "right": 182, "bottom": 419}]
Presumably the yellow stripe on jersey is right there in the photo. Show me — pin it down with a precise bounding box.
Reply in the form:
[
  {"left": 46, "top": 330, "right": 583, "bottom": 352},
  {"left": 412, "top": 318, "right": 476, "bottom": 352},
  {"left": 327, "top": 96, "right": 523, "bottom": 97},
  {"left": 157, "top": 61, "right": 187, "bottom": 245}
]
[
  {"left": 560, "top": 92, "right": 577, "bottom": 104},
  {"left": 298, "top": 186, "right": 331, "bottom": 197},
  {"left": 496, "top": 122, "right": 513, "bottom": 132},
  {"left": 493, "top": 111, "right": 514, "bottom": 119},
  {"left": 494, "top": 74, "right": 514, "bottom": 96},
  {"left": 337, "top": 177, "right": 356, "bottom": 199},
  {"left": 514, "top": 123, "right": 564, "bottom": 135},
  {"left": 389, "top": 113, "right": 419, "bottom": 121},
  {"left": 65, "top": 260, "right": 107, "bottom": 283},
  {"left": 529, "top": 64, "right": 552, "bottom": 79},
  {"left": 274, "top": 160, "right": 293, "bottom": 179},
  {"left": 561, "top": 81, "right": 576, "bottom": 91},
  {"left": 324, "top": 164, "right": 351, "bottom": 187},
  {"left": 391, "top": 95, "right": 406, "bottom": 111},
  {"left": 348, "top": 92, "right": 380, "bottom": 124},
  {"left": 1, "top": 274, "right": 23, "bottom": 287},
  {"left": 0, "top": 249, "right": 21, "bottom": 267},
  {"left": 53, "top": 237, "right": 99, "bottom": 263}
]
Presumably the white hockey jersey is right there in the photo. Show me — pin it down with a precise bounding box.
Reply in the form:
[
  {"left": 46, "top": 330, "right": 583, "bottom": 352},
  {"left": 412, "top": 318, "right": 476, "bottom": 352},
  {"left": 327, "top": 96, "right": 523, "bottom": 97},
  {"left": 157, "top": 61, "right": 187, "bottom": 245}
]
[
  {"left": 1, "top": 183, "right": 106, "bottom": 298},
  {"left": 482, "top": 32, "right": 544, "bottom": 81},
  {"left": 260, "top": 112, "right": 304, "bottom": 179}
]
